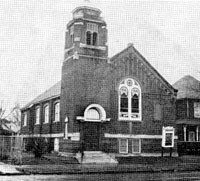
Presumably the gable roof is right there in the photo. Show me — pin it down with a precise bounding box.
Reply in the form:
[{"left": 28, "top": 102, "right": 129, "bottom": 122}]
[
  {"left": 22, "top": 81, "right": 61, "bottom": 110},
  {"left": 110, "top": 44, "right": 177, "bottom": 95},
  {"left": 173, "top": 75, "right": 200, "bottom": 99}
]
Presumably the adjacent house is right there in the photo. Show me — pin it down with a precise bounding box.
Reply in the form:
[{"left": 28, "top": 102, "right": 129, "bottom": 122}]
[
  {"left": 21, "top": 5, "right": 177, "bottom": 155},
  {"left": 173, "top": 75, "right": 200, "bottom": 155}
]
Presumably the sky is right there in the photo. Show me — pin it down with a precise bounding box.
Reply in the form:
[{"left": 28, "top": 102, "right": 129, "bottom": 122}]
[{"left": 0, "top": 0, "right": 200, "bottom": 112}]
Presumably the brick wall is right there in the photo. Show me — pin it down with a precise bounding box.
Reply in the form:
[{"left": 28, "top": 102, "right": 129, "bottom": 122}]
[
  {"left": 21, "top": 97, "right": 62, "bottom": 136},
  {"left": 60, "top": 47, "right": 176, "bottom": 153}
]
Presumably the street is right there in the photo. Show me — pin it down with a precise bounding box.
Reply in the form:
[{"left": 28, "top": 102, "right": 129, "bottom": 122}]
[{"left": 1, "top": 172, "right": 200, "bottom": 181}]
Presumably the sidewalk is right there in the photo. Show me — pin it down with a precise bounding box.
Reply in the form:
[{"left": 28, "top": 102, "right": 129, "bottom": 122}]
[
  {"left": 1, "top": 155, "right": 200, "bottom": 175},
  {"left": 0, "top": 162, "right": 22, "bottom": 175},
  {"left": 16, "top": 156, "right": 200, "bottom": 175},
  {"left": 16, "top": 162, "right": 200, "bottom": 175}
]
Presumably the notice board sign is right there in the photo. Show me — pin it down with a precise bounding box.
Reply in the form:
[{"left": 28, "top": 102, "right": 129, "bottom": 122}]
[{"left": 162, "top": 126, "right": 175, "bottom": 148}]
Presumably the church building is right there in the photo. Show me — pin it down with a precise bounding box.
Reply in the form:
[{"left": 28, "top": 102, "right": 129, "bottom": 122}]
[{"left": 21, "top": 6, "right": 177, "bottom": 155}]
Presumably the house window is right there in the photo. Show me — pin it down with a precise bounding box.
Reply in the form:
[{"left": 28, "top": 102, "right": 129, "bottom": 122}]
[
  {"left": 35, "top": 107, "right": 40, "bottom": 125},
  {"left": 132, "top": 139, "right": 141, "bottom": 153},
  {"left": 119, "top": 78, "right": 141, "bottom": 121},
  {"left": 154, "top": 103, "right": 162, "bottom": 120},
  {"left": 86, "top": 23, "right": 98, "bottom": 45},
  {"left": 119, "top": 139, "right": 128, "bottom": 153},
  {"left": 23, "top": 112, "right": 27, "bottom": 127},
  {"left": 194, "top": 102, "right": 200, "bottom": 118},
  {"left": 44, "top": 104, "right": 49, "bottom": 124},
  {"left": 54, "top": 102, "right": 60, "bottom": 122}
]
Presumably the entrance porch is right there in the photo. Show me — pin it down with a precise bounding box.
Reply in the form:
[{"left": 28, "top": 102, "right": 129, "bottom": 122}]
[{"left": 177, "top": 122, "right": 200, "bottom": 156}]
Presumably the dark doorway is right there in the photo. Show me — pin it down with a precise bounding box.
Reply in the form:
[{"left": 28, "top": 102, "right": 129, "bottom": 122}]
[{"left": 82, "top": 122, "right": 100, "bottom": 151}]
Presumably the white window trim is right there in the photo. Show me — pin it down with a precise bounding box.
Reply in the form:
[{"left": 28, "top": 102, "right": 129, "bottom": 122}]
[
  {"left": 118, "top": 78, "right": 142, "bottom": 121},
  {"left": 132, "top": 139, "right": 141, "bottom": 153},
  {"left": 23, "top": 112, "right": 27, "bottom": 127},
  {"left": 35, "top": 107, "right": 40, "bottom": 125},
  {"left": 119, "top": 139, "right": 128, "bottom": 154},
  {"left": 54, "top": 102, "right": 60, "bottom": 122},
  {"left": 44, "top": 104, "right": 49, "bottom": 124}
]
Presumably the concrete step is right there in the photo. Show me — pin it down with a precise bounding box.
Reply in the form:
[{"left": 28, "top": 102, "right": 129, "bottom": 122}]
[{"left": 76, "top": 151, "right": 118, "bottom": 164}]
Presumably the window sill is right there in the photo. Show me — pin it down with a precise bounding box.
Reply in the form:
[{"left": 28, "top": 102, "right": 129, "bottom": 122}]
[
  {"left": 119, "top": 152, "right": 128, "bottom": 154},
  {"left": 53, "top": 121, "right": 60, "bottom": 123},
  {"left": 118, "top": 118, "right": 142, "bottom": 122}
]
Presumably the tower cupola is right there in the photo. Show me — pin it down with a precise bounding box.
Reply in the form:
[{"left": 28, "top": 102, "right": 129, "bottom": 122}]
[{"left": 64, "top": 6, "right": 108, "bottom": 61}]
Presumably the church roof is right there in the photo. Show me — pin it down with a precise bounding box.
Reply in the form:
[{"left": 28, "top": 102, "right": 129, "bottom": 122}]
[
  {"left": 22, "top": 81, "right": 61, "bottom": 110},
  {"left": 173, "top": 75, "right": 200, "bottom": 99},
  {"left": 110, "top": 44, "right": 177, "bottom": 95}
]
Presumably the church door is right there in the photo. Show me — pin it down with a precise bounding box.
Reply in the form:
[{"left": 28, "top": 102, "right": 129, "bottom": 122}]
[{"left": 82, "top": 122, "right": 100, "bottom": 151}]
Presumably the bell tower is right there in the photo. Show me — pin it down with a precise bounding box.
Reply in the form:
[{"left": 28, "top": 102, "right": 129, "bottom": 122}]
[
  {"left": 64, "top": 6, "right": 108, "bottom": 61},
  {"left": 61, "top": 6, "right": 109, "bottom": 144}
]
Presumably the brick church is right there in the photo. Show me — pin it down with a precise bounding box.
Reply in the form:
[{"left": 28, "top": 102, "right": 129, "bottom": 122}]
[{"left": 21, "top": 6, "right": 177, "bottom": 155}]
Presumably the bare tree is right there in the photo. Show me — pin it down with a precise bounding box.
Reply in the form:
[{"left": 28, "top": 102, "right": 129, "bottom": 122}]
[{"left": 6, "top": 103, "right": 21, "bottom": 133}]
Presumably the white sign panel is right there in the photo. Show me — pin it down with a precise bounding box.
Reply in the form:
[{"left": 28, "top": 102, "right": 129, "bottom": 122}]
[{"left": 162, "top": 126, "right": 175, "bottom": 148}]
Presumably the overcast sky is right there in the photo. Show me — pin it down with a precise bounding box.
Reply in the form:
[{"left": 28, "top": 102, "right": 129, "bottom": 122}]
[{"left": 1, "top": 0, "right": 200, "bottom": 111}]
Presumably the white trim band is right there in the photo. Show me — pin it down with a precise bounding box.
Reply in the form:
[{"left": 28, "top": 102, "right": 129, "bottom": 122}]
[
  {"left": 74, "top": 22, "right": 84, "bottom": 25},
  {"left": 80, "top": 43, "right": 106, "bottom": 51},
  {"left": 22, "top": 133, "right": 64, "bottom": 138},
  {"left": 105, "top": 133, "right": 178, "bottom": 139}
]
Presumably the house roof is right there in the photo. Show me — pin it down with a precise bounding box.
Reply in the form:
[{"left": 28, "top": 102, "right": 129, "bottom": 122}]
[
  {"left": 173, "top": 75, "right": 200, "bottom": 99},
  {"left": 22, "top": 81, "right": 61, "bottom": 110}
]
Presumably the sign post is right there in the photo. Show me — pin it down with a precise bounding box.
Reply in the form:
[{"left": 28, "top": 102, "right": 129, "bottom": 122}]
[{"left": 162, "top": 126, "right": 175, "bottom": 157}]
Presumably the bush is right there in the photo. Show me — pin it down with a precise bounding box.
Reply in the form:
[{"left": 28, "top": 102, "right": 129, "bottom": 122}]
[{"left": 31, "top": 137, "right": 48, "bottom": 158}]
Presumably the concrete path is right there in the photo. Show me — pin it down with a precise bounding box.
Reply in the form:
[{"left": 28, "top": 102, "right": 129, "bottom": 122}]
[
  {"left": 0, "top": 162, "right": 22, "bottom": 175},
  {"left": 76, "top": 151, "right": 118, "bottom": 164}
]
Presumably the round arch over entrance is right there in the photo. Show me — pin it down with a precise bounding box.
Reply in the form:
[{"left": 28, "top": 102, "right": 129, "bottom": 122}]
[
  {"left": 84, "top": 104, "right": 106, "bottom": 122},
  {"left": 77, "top": 104, "right": 110, "bottom": 151},
  {"left": 77, "top": 104, "right": 110, "bottom": 122}
]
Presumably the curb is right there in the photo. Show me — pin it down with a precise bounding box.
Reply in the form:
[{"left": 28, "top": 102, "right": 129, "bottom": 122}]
[{"left": 16, "top": 164, "right": 200, "bottom": 175}]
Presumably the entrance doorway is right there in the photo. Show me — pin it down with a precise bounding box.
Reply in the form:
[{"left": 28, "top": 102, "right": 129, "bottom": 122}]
[{"left": 82, "top": 122, "right": 100, "bottom": 151}]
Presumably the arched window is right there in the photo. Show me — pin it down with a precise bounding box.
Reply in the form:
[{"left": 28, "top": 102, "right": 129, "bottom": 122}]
[
  {"left": 23, "top": 112, "right": 27, "bottom": 127},
  {"left": 35, "top": 106, "right": 40, "bottom": 125},
  {"left": 93, "top": 32, "right": 97, "bottom": 45},
  {"left": 119, "top": 78, "right": 141, "bottom": 121},
  {"left": 86, "top": 31, "right": 92, "bottom": 45},
  {"left": 86, "top": 23, "right": 98, "bottom": 46},
  {"left": 86, "top": 108, "right": 100, "bottom": 120},
  {"left": 54, "top": 102, "right": 60, "bottom": 122},
  {"left": 44, "top": 104, "right": 49, "bottom": 124}
]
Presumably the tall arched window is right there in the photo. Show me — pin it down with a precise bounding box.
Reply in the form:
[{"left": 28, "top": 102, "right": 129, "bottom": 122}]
[
  {"left": 44, "top": 104, "right": 49, "bottom": 124},
  {"left": 86, "top": 31, "right": 92, "bottom": 45},
  {"left": 54, "top": 102, "right": 60, "bottom": 122},
  {"left": 119, "top": 78, "right": 142, "bottom": 121},
  {"left": 86, "top": 23, "right": 98, "bottom": 45},
  {"left": 92, "top": 32, "right": 97, "bottom": 45}
]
